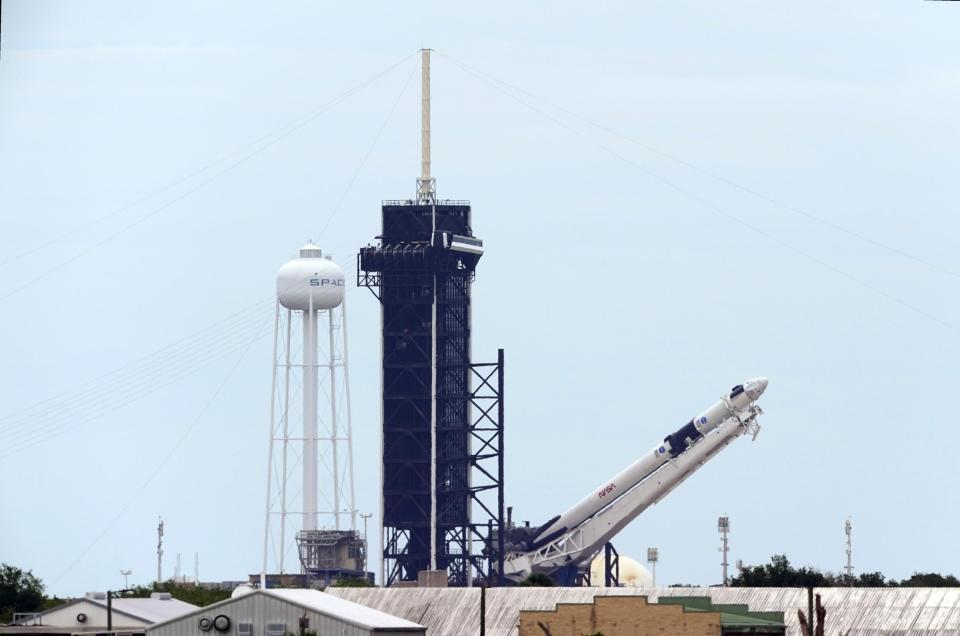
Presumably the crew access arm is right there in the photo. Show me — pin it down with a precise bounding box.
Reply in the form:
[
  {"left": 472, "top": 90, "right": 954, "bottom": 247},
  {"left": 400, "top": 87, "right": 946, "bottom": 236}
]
[{"left": 500, "top": 378, "right": 768, "bottom": 584}]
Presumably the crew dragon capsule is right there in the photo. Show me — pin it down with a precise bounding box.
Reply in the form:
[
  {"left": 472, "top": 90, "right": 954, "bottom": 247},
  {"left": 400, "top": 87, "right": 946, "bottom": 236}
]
[{"left": 528, "top": 378, "right": 768, "bottom": 549}]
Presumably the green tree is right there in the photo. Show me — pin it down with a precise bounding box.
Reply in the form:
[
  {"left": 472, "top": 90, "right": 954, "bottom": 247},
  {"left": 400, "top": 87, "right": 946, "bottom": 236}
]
[
  {"left": 731, "top": 555, "right": 827, "bottom": 587},
  {"left": 126, "top": 581, "right": 231, "bottom": 606},
  {"left": 0, "top": 564, "right": 46, "bottom": 623},
  {"left": 518, "top": 573, "right": 555, "bottom": 587},
  {"left": 897, "top": 572, "right": 960, "bottom": 587},
  {"left": 831, "top": 571, "right": 888, "bottom": 587},
  {"left": 330, "top": 577, "right": 374, "bottom": 588}
]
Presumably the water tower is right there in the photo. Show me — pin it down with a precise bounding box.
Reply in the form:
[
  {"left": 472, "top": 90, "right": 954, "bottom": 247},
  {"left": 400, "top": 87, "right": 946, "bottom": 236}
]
[{"left": 261, "top": 244, "right": 366, "bottom": 586}]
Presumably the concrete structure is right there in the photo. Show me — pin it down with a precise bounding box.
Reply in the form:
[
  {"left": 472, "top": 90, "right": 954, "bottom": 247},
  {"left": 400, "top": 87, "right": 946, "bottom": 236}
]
[
  {"left": 146, "top": 589, "right": 423, "bottom": 636},
  {"left": 3, "top": 593, "right": 197, "bottom": 636},
  {"left": 327, "top": 586, "right": 960, "bottom": 636},
  {"left": 518, "top": 596, "right": 784, "bottom": 636}
]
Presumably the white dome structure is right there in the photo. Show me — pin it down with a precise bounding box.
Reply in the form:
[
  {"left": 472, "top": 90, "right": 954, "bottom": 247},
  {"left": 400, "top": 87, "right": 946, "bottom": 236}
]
[
  {"left": 589, "top": 554, "right": 655, "bottom": 588},
  {"left": 276, "top": 244, "right": 345, "bottom": 311},
  {"left": 230, "top": 583, "right": 255, "bottom": 598}
]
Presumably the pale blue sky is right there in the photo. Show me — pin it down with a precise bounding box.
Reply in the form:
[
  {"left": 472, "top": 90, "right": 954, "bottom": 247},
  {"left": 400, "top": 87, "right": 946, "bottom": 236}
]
[{"left": 1, "top": 1, "right": 959, "bottom": 595}]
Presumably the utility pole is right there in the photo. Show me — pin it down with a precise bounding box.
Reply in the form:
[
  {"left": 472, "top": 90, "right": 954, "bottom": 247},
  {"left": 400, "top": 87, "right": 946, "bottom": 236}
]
[
  {"left": 480, "top": 584, "right": 486, "bottom": 636},
  {"left": 107, "top": 588, "right": 133, "bottom": 632},
  {"left": 360, "top": 513, "right": 372, "bottom": 575},
  {"left": 156, "top": 517, "right": 164, "bottom": 584}
]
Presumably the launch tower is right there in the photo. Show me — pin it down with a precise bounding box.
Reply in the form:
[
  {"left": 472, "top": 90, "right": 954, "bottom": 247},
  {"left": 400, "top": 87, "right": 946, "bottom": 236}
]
[{"left": 359, "top": 50, "right": 504, "bottom": 586}]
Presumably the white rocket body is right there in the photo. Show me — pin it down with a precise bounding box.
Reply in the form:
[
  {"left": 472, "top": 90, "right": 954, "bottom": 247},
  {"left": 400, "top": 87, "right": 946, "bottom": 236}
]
[{"left": 529, "top": 378, "right": 768, "bottom": 547}]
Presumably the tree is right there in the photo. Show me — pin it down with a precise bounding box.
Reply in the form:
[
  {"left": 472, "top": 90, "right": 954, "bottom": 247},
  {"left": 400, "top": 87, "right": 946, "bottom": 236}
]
[
  {"left": 330, "top": 577, "right": 374, "bottom": 588},
  {"left": 518, "top": 573, "right": 555, "bottom": 587},
  {"left": 731, "top": 555, "right": 960, "bottom": 588},
  {"left": 897, "top": 572, "right": 960, "bottom": 587},
  {"left": 831, "top": 571, "right": 887, "bottom": 587},
  {"left": 731, "top": 554, "right": 827, "bottom": 587},
  {"left": 0, "top": 564, "right": 46, "bottom": 623},
  {"left": 126, "top": 581, "right": 231, "bottom": 606}
]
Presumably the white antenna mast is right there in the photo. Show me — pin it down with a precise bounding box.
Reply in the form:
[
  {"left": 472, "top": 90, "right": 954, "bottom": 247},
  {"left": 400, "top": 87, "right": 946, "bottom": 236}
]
[
  {"left": 416, "top": 48, "right": 436, "bottom": 202},
  {"left": 718, "top": 515, "right": 730, "bottom": 586},
  {"left": 156, "top": 517, "right": 164, "bottom": 584},
  {"left": 844, "top": 517, "right": 854, "bottom": 577}
]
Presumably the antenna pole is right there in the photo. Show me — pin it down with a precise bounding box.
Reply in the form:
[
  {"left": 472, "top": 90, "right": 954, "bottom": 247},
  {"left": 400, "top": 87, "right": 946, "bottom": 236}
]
[
  {"left": 719, "top": 515, "right": 730, "bottom": 586},
  {"left": 416, "top": 48, "right": 436, "bottom": 201},
  {"left": 156, "top": 517, "right": 164, "bottom": 585},
  {"left": 844, "top": 517, "right": 854, "bottom": 577}
]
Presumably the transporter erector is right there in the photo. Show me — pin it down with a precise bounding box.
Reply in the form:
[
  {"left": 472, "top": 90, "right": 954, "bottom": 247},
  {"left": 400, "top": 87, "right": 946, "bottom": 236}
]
[{"left": 498, "top": 378, "right": 768, "bottom": 585}]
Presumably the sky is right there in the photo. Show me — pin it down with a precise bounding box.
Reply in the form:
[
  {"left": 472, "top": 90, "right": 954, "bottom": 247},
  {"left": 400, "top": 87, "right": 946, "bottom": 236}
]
[{"left": 1, "top": 1, "right": 959, "bottom": 596}]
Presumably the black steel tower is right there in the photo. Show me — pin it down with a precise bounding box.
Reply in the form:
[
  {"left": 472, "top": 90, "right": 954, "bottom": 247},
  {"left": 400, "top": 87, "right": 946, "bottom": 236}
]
[{"left": 358, "top": 50, "right": 504, "bottom": 587}]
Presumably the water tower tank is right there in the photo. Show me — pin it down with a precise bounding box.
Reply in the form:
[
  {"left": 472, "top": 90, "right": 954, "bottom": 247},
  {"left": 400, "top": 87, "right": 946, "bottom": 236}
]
[{"left": 277, "top": 244, "right": 345, "bottom": 311}]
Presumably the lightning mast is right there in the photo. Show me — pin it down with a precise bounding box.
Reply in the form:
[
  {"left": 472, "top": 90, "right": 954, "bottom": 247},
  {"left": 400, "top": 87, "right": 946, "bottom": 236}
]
[{"left": 416, "top": 49, "right": 435, "bottom": 202}]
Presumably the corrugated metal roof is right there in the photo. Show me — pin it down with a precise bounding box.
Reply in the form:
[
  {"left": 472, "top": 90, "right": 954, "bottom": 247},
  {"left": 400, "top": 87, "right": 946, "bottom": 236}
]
[
  {"left": 105, "top": 598, "right": 199, "bottom": 623},
  {"left": 327, "top": 586, "right": 960, "bottom": 636},
  {"left": 15, "top": 596, "right": 198, "bottom": 626},
  {"left": 261, "top": 589, "right": 424, "bottom": 630}
]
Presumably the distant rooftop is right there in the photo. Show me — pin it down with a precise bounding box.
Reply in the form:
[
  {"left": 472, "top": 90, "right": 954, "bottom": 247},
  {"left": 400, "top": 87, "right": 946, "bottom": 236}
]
[{"left": 261, "top": 589, "right": 424, "bottom": 631}]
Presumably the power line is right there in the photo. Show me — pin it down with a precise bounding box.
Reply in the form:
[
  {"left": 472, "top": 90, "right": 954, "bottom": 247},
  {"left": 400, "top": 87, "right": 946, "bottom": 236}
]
[
  {"left": 435, "top": 51, "right": 960, "bottom": 282},
  {"left": 0, "top": 263, "right": 360, "bottom": 454},
  {"left": 0, "top": 52, "right": 418, "bottom": 302},
  {"left": 317, "top": 60, "right": 419, "bottom": 237},
  {"left": 439, "top": 53, "right": 960, "bottom": 335},
  {"left": 0, "top": 316, "right": 272, "bottom": 456},
  {"left": 49, "top": 321, "right": 268, "bottom": 587}
]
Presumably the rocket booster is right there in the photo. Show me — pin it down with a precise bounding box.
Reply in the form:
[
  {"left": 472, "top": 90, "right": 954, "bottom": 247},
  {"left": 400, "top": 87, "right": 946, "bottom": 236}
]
[{"left": 529, "top": 377, "right": 768, "bottom": 548}]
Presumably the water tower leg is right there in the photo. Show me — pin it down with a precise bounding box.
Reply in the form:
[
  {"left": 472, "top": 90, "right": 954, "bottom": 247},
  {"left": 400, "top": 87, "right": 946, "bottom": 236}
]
[{"left": 304, "top": 303, "right": 319, "bottom": 531}]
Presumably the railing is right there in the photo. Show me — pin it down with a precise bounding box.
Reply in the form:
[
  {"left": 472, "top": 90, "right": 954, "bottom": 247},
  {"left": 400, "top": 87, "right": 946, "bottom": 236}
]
[{"left": 381, "top": 199, "right": 471, "bottom": 206}]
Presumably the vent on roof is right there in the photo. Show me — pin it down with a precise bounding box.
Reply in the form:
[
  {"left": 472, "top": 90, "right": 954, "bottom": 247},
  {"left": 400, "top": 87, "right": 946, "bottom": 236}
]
[{"left": 150, "top": 592, "right": 173, "bottom": 600}]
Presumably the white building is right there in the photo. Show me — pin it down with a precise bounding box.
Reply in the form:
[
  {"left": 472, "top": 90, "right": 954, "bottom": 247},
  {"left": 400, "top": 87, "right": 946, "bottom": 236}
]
[
  {"left": 3, "top": 593, "right": 198, "bottom": 636},
  {"left": 147, "top": 589, "right": 424, "bottom": 636}
]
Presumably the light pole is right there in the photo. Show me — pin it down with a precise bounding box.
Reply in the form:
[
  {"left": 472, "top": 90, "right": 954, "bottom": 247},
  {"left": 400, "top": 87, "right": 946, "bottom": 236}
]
[
  {"left": 647, "top": 547, "right": 658, "bottom": 588},
  {"left": 360, "top": 513, "right": 372, "bottom": 576}
]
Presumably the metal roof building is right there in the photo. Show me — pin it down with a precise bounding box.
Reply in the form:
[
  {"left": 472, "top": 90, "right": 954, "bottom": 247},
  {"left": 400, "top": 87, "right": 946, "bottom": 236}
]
[
  {"left": 2, "top": 592, "right": 198, "bottom": 635},
  {"left": 147, "top": 589, "right": 424, "bottom": 636},
  {"left": 328, "top": 586, "right": 960, "bottom": 636}
]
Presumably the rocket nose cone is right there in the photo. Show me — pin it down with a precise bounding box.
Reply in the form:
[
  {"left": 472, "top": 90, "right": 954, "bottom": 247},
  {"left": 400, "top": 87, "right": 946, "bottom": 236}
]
[{"left": 744, "top": 377, "right": 768, "bottom": 400}]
